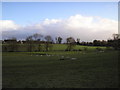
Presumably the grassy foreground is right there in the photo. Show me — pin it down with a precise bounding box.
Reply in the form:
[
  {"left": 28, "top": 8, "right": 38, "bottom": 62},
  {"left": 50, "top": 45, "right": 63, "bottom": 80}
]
[{"left": 2, "top": 50, "right": 119, "bottom": 88}]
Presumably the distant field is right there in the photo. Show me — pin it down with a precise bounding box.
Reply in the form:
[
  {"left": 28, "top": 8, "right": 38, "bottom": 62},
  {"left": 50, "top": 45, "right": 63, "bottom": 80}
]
[
  {"left": 53, "top": 44, "right": 106, "bottom": 50},
  {"left": 2, "top": 50, "right": 119, "bottom": 88},
  {"left": 2, "top": 44, "right": 111, "bottom": 52}
]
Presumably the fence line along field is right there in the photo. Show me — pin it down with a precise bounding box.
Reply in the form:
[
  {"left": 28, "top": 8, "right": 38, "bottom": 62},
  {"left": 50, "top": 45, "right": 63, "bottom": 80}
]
[{"left": 2, "top": 44, "right": 119, "bottom": 88}]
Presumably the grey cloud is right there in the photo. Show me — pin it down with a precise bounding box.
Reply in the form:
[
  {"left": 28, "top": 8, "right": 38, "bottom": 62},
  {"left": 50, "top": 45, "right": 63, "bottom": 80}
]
[{"left": 1, "top": 14, "right": 118, "bottom": 42}]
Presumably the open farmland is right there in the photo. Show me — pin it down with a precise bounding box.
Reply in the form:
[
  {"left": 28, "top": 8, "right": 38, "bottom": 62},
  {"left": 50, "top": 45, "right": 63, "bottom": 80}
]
[
  {"left": 2, "top": 44, "right": 108, "bottom": 52},
  {"left": 2, "top": 45, "right": 119, "bottom": 88},
  {"left": 2, "top": 2, "right": 119, "bottom": 89}
]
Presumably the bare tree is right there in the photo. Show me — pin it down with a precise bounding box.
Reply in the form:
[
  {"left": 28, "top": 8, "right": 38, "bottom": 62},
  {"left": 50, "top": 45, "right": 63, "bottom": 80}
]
[
  {"left": 32, "top": 33, "right": 43, "bottom": 51},
  {"left": 76, "top": 38, "right": 80, "bottom": 45},
  {"left": 56, "top": 36, "right": 62, "bottom": 44},
  {"left": 112, "top": 34, "right": 120, "bottom": 50},
  {"left": 66, "top": 37, "right": 76, "bottom": 51},
  {"left": 33, "top": 33, "right": 43, "bottom": 41},
  {"left": 45, "top": 35, "right": 52, "bottom": 42},
  {"left": 26, "top": 35, "right": 34, "bottom": 52},
  {"left": 113, "top": 34, "right": 120, "bottom": 40},
  {"left": 44, "top": 35, "right": 53, "bottom": 51},
  {"left": 26, "top": 36, "right": 33, "bottom": 41}
]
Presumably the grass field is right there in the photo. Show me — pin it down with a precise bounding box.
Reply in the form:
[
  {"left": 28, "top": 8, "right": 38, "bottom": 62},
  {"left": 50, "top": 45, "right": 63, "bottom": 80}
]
[
  {"left": 2, "top": 44, "right": 109, "bottom": 52},
  {"left": 2, "top": 46, "right": 119, "bottom": 88}
]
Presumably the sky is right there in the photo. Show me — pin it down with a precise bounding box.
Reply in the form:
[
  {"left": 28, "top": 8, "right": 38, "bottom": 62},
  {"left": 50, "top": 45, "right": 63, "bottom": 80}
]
[{"left": 1, "top": 2, "right": 118, "bottom": 42}]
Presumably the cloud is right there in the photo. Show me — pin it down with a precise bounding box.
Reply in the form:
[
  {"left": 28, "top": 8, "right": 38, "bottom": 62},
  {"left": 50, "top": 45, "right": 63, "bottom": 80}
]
[
  {"left": 1, "top": 14, "right": 118, "bottom": 42},
  {"left": 0, "top": 20, "right": 20, "bottom": 31}
]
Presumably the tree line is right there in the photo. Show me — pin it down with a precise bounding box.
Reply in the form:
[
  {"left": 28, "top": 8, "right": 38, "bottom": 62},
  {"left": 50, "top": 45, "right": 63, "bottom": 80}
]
[{"left": 2, "top": 33, "right": 120, "bottom": 52}]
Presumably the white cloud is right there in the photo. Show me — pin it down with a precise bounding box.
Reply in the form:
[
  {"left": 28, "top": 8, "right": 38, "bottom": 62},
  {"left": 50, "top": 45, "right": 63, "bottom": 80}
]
[
  {"left": 0, "top": 20, "right": 20, "bottom": 31},
  {"left": 66, "top": 14, "right": 93, "bottom": 28},
  {"left": 43, "top": 18, "right": 61, "bottom": 25},
  {"left": 1, "top": 14, "right": 118, "bottom": 42}
]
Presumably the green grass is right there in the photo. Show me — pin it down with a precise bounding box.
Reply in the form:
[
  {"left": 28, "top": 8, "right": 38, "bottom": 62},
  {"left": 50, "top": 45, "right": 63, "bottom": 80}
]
[
  {"left": 2, "top": 44, "right": 110, "bottom": 52},
  {"left": 49, "top": 44, "right": 107, "bottom": 51},
  {"left": 2, "top": 50, "right": 119, "bottom": 88}
]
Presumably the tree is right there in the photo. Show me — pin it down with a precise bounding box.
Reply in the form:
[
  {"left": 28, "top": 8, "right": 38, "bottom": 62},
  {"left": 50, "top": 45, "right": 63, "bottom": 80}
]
[
  {"left": 113, "top": 34, "right": 120, "bottom": 40},
  {"left": 101, "top": 40, "right": 107, "bottom": 46},
  {"left": 66, "top": 37, "right": 76, "bottom": 44},
  {"left": 33, "top": 33, "right": 43, "bottom": 41},
  {"left": 93, "top": 40, "right": 101, "bottom": 46},
  {"left": 112, "top": 34, "right": 120, "bottom": 50},
  {"left": 106, "top": 34, "right": 120, "bottom": 50},
  {"left": 26, "top": 35, "right": 34, "bottom": 52},
  {"left": 107, "top": 39, "right": 113, "bottom": 46},
  {"left": 56, "top": 36, "right": 62, "bottom": 44},
  {"left": 44, "top": 35, "right": 53, "bottom": 51},
  {"left": 45, "top": 35, "right": 52, "bottom": 42},
  {"left": 76, "top": 38, "right": 80, "bottom": 45},
  {"left": 26, "top": 36, "right": 33, "bottom": 41},
  {"left": 66, "top": 37, "right": 76, "bottom": 51},
  {"left": 5, "top": 37, "right": 18, "bottom": 52},
  {"left": 32, "top": 33, "right": 43, "bottom": 51}
]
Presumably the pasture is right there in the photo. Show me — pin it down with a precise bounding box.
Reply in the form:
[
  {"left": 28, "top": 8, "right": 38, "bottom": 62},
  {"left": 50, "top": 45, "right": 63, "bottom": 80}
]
[
  {"left": 2, "top": 44, "right": 108, "bottom": 52},
  {"left": 2, "top": 45, "right": 119, "bottom": 88}
]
